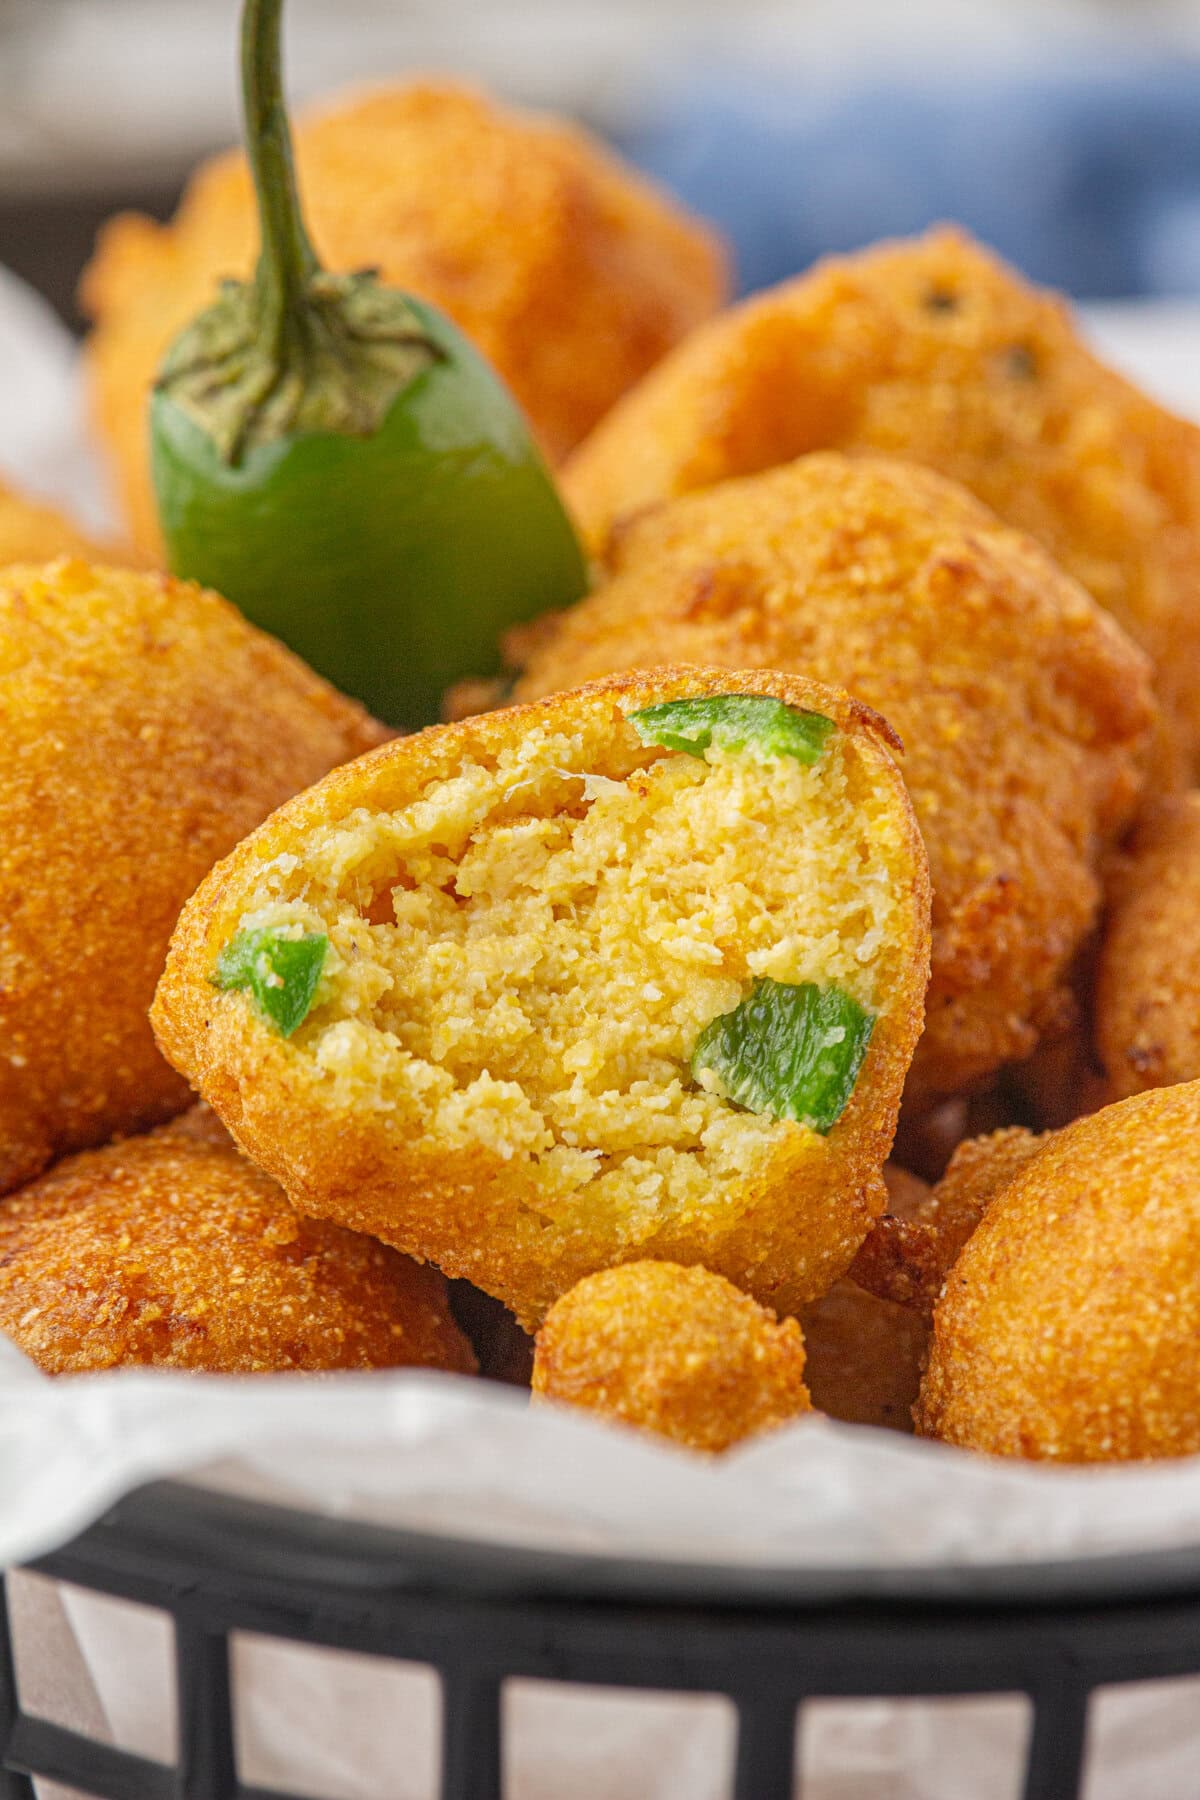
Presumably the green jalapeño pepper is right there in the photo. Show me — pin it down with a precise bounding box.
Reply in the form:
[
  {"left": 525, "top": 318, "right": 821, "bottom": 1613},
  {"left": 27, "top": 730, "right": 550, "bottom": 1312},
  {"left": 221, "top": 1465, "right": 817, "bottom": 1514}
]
[{"left": 150, "top": 0, "right": 587, "bottom": 728}]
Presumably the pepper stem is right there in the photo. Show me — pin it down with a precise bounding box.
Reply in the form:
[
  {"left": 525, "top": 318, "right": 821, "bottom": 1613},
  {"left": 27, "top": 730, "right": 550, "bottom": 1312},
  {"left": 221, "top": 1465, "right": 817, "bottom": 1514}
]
[
  {"left": 241, "top": 0, "right": 319, "bottom": 353},
  {"left": 156, "top": 0, "right": 442, "bottom": 463}
]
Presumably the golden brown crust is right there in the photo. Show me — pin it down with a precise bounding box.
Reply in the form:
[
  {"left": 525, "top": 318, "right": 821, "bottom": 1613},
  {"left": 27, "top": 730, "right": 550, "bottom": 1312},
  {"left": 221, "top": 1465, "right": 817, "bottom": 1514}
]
[
  {"left": 152, "top": 666, "right": 931, "bottom": 1329},
  {"left": 513, "top": 454, "right": 1154, "bottom": 1105},
  {"left": 0, "top": 559, "right": 386, "bottom": 1195},
  {"left": 563, "top": 226, "right": 1200, "bottom": 775},
  {"left": 916, "top": 1090, "right": 1200, "bottom": 1460},
  {"left": 1096, "top": 795, "right": 1200, "bottom": 1098},
  {"left": 532, "top": 1260, "right": 810, "bottom": 1453},
  {"left": 930, "top": 1126, "right": 1046, "bottom": 1222},
  {"left": 0, "top": 1111, "right": 475, "bottom": 1376},
  {"left": 80, "top": 79, "right": 728, "bottom": 556}
]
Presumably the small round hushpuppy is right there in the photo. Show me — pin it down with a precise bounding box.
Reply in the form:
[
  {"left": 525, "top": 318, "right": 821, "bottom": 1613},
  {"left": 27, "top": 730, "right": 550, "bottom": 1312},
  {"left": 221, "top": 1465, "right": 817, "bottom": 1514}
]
[
  {"left": 153, "top": 668, "right": 931, "bottom": 1328},
  {"left": 510, "top": 455, "right": 1154, "bottom": 1105},
  {"left": 81, "top": 79, "right": 728, "bottom": 557},
  {"left": 1096, "top": 795, "right": 1200, "bottom": 1098},
  {"left": 563, "top": 227, "right": 1200, "bottom": 776},
  {"left": 532, "top": 1261, "right": 810, "bottom": 1453},
  {"left": 0, "top": 1109, "right": 475, "bottom": 1376},
  {"left": 916, "top": 1086, "right": 1200, "bottom": 1460},
  {"left": 0, "top": 559, "right": 385, "bottom": 1195}
]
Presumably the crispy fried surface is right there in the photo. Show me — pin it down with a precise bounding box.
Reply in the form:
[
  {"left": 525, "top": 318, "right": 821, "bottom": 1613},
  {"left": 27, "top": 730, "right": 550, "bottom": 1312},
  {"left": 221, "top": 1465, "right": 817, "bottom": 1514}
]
[
  {"left": 152, "top": 667, "right": 930, "bottom": 1329},
  {"left": 563, "top": 226, "right": 1200, "bottom": 775},
  {"left": 917, "top": 1091, "right": 1200, "bottom": 1460},
  {"left": 532, "top": 1260, "right": 809, "bottom": 1453},
  {"left": 0, "top": 482, "right": 124, "bottom": 568},
  {"left": 799, "top": 1165, "right": 930, "bottom": 1432},
  {"left": 929, "top": 1126, "right": 1046, "bottom": 1223},
  {"left": 81, "top": 79, "right": 728, "bottom": 557},
  {"left": 0, "top": 1111, "right": 474, "bottom": 1376},
  {"left": 513, "top": 455, "right": 1153, "bottom": 1105},
  {"left": 1096, "top": 795, "right": 1200, "bottom": 1098},
  {"left": 0, "top": 559, "right": 386, "bottom": 1195}
]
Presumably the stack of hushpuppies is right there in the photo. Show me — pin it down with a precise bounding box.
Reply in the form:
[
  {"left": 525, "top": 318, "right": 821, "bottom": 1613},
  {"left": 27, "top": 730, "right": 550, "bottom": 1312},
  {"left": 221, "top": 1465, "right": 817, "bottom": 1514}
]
[{"left": 4, "top": 81, "right": 1200, "bottom": 1466}]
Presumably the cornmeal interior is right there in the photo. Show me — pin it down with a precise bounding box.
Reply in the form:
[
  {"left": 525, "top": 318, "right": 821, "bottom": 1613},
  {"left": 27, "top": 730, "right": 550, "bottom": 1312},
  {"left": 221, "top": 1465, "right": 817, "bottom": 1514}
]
[{"left": 227, "top": 709, "right": 908, "bottom": 1227}]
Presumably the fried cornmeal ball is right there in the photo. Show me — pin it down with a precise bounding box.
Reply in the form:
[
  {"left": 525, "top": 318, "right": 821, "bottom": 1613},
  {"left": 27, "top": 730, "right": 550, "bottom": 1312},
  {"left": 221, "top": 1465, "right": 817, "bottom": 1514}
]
[
  {"left": 532, "top": 1261, "right": 810, "bottom": 1453},
  {"left": 512, "top": 455, "right": 1154, "bottom": 1106},
  {"left": 81, "top": 80, "right": 728, "bottom": 557},
  {"left": 563, "top": 227, "right": 1200, "bottom": 777},
  {"left": 0, "top": 559, "right": 385, "bottom": 1196},
  {"left": 0, "top": 1109, "right": 475, "bottom": 1376},
  {"left": 916, "top": 1087, "right": 1200, "bottom": 1460},
  {"left": 152, "top": 667, "right": 931, "bottom": 1329},
  {"left": 1096, "top": 796, "right": 1200, "bottom": 1099},
  {"left": 799, "top": 1165, "right": 931, "bottom": 1433}
]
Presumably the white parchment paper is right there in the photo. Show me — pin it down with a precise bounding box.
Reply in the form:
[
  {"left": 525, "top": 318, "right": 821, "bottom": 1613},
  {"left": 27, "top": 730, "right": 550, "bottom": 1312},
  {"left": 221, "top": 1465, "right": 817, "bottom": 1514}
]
[{"left": 4, "top": 269, "right": 1200, "bottom": 1795}]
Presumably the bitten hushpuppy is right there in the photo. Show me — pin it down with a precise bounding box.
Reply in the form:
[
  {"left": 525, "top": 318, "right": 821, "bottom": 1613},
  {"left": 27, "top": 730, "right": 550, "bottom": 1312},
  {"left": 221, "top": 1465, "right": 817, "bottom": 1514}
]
[{"left": 153, "top": 668, "right": 931, "bottom": 1327}]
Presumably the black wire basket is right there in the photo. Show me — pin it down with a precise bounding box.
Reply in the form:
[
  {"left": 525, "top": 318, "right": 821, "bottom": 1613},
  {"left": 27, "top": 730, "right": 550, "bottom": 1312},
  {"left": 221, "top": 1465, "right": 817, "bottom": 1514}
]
[{"left": 3, "top": 1478, "right": 1200, "bottom": 1800}]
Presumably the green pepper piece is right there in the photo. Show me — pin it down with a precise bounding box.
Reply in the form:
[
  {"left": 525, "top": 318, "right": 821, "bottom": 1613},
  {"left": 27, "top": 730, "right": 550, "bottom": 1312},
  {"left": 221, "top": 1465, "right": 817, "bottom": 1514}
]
[
  {"left": 150, "top": 0, "right": 587, "bottom": 730},
  {"left": 213, "top": 927, "right": 328, "bottom": 1038},
  {"left": 630, "top": 695, "right": 835, "bottom": 763},
  {"left": 691, "top": 978, "right": 875, "bottom": 1133}
]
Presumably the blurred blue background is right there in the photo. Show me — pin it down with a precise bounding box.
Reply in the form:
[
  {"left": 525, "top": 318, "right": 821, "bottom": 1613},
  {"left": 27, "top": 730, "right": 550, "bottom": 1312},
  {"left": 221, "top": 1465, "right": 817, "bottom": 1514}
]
[{"left": 615, "top": 58, "right": 1200, "bottom": 298}]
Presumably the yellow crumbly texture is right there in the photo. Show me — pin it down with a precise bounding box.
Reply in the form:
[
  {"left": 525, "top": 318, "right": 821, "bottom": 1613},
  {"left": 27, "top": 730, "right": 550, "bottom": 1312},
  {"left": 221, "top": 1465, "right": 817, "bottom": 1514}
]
[
  {"left": 152, "top": 669, "right": 931, "bottom": 1327},
  {"left": 232, "top": 718, "right": 896, "bottom": 1230}
]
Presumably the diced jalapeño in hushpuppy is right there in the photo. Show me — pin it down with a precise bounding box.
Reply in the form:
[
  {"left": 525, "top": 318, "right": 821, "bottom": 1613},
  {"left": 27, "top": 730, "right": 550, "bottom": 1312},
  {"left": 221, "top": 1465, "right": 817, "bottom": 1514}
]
[
  {"left": 630, "top": 695, "right": 835, "bottom": 764},
  {"left": 691, "top": 978, "right": 875, "bottom": 1133},
  {"left": 213, "top": 927, "right": 328, "bottom": 1038},
  {"left": 155, "top": 672, "right": 931, "bottom": 1326}
]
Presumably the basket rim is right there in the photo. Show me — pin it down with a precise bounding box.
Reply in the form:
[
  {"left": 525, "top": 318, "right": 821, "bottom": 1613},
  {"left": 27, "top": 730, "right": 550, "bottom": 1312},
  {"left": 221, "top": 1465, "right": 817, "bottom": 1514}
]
[{"left": 43, "top": 1477, "right": 1200, "bottom": 1615}]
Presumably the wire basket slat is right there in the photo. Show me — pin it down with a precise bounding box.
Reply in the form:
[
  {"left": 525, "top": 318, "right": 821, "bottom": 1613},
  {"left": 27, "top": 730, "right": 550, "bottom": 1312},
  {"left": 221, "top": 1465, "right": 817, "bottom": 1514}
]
[{"left": 6, "top": 1484, "right": 1200, "bottom": 1800}]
